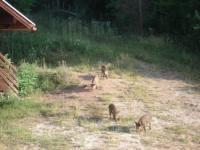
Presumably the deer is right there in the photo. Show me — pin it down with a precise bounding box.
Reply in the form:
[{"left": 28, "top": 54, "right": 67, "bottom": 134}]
[
  {"left": 108, "top": 103, "right": 119, "bottom": 121},
  {"left": 91, "top": 75, "right": 99, "bottom": 90},
  {"left": 135, "top": 114, "right": 152, "bottom": 133},
  {"left": 101, "top": 65, "right": 108, "bottom": 79}
]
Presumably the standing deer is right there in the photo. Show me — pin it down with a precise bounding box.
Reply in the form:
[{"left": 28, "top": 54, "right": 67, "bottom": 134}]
[
  {"left": 101, "top": 65, "right": 108, "bottom": 79},
  {"left": 108, "top": 103, "right": 119, "bottom": 121},
  {"left": 91, "top": 75, "right": 99, "bottom": 90}
]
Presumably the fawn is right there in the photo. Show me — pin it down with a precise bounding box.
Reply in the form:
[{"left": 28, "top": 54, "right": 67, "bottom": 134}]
[
  {"left": 101, "top": 65, "right": 108, "bottom": 79},
  {"left": 135, "top": 114, "right": 152, "bottom": 133},
  {"left": 108, "top": 104, "right": 119, "bottom": 121},
  {"left": 91, "top": 75, "right": 99, "bottom": 90}
]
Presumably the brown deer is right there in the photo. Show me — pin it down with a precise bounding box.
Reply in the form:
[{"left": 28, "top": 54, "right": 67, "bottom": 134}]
[
  {"left": 91, "top": 75, "right": 99, "bottom": 90},
  {"left": 101, "top": 65, "right": 108, "bottom": 79},
  {"left": 135, "top": 114, "right": 152, "bottom": 133},
  {"left": 108, "top": 104, "right": 119, "bottom": 121}
]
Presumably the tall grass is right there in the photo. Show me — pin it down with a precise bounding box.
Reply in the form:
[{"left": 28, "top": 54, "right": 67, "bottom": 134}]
[
  {"left": 0, "top": 13, "right": 199, "bottom": 80},
  {"left": 0, "top": 14, "right": 116, "bottom": 64}
]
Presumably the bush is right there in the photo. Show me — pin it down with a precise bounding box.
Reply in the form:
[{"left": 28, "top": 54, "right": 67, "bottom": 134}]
[
  {"left": 37, "top": 67, "right": 79, "bottom": 92},
  {"left": 17, "top": 62, "right": 79, "bottom": 95},
  {"left": 37, "top": 71, "right": 57, "bottom": 92},
  {"left": 0, "top": 94, "right": 12, "bottom": 107},
  {"left": 17, "top": 63, "right": 39, "bottom": 96}
]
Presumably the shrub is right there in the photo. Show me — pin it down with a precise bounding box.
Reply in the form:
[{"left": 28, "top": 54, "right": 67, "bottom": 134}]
[
  {"left": 37, "top": 71, "right": 57, "bottom": 92},
  {"left": 17, "top": 63, "right": 38, "bottom": 96},
  {"left": 37, "top": 67, "right": 79, "bottom": 92},
  {"left": 0, "top": 94, "right": 12, "bottom": 107}
]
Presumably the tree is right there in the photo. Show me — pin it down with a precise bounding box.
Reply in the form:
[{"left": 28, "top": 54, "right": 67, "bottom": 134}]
[
  {"left": 138, "top": 0, "right": 143, "bottom": 34},
  {"left": 8, "top": 0, "right": 37, "bottom": 13}
]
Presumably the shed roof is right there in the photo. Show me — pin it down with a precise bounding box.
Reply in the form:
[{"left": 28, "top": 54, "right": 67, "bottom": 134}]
[{"left": 0, "top": 0, "right": 37, "bottom": 31}]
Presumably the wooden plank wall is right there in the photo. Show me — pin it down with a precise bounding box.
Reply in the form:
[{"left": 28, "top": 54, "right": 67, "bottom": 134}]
[{"left": 0, "top": 53, "right": 18, "bottom": 94}]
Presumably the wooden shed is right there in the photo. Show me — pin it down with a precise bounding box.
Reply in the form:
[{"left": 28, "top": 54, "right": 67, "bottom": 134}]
[
  {"left": 0, "top": 0, "right": 37, "bottom": 31},
  {"left": 0, "top": 0, "right": 37, "bottom": 94}
]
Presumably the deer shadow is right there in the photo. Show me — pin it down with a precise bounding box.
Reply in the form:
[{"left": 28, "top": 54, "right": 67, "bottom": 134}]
[
  {"left": 52, "top": 85, "right": 92, "bottom": 95},
  {"left": 77, "top": 115, "right": 103, "bottom": 123},
  {"left": 105, "top": 125, "right": 131, "bottom": 133},
  {"left": 79, "top": 75, "right": 93, "bottom": 81}
]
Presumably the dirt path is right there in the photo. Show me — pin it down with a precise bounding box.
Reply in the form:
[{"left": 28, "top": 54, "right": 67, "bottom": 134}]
[
  {"left": 30, "top": 61, "right": 200, "bottom": 150},
  {"left": 136, "top": 61, "right": 200, "bottom": 124}
]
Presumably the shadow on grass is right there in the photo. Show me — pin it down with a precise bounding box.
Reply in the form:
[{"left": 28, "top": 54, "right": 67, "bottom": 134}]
[
  {"left": 77, "top": 115, "right": 103, "bottom": 123},
  {"left": 105, "top": 125, "right": 131, "bottom": 133},
  {"left": 79, "top": 74, "right": 93, "bottom": 81},
  {"left": 177, "top": 84, "right": 200, "bottom": 95},
  {"left": 40, "top": 110, "right": 70, "bottom": 117},
  {"left": 51, "top": 85, "right": 92, "bottom": 95}
]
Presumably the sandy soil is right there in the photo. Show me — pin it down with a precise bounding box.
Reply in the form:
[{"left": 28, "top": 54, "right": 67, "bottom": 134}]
[{"left": 29, "top": 61, "right": 200, "bottom": 150}]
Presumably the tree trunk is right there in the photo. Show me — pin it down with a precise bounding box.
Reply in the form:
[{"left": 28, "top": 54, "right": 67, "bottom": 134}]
[{"left": 138, "top": 0, "right": 143, "bottom": 34}]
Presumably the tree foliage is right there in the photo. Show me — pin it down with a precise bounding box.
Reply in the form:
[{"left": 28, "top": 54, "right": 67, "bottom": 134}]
[
  {"left": 8, "top": 0, "right": 37, "bottom": 13},
  {"left": 152, "top": 0, "right": 200, "bottom": 50},
  {"left": 6, "top": 0, "right": 200, "bottom": 50}
]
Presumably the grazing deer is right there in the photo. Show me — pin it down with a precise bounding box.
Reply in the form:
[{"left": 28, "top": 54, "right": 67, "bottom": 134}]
[
  {"left": 108, "top": 104, "right": 119, "bottom": 121},
  {"left": 101, "top": 65, "right": 108, "bottom": 79},
  {"left": 91, "top": 75, "right": 99, "bottom": 90},
  {"left": 135, "top": 114, "right": 152, "bottom": 133}
]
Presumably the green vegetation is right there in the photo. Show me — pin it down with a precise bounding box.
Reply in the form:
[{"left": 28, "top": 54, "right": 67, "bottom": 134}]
[
  {"left": 0, "top": 0, "right": 199, "bottom": 149},
  {"left": 5, "top": 0, "right": 199, "bottom": 50},
  {"left": 1, "top": 1, "right": 198, "bottom": 81},
  {"left": 1, "top": 14, "right": 200, "bottom": 81},
  {"left": 0, "top": 96, "right": 40, "bottom": 145},
  {"left": 17, "top": 62, "right": 79, "bottom": 95},
  {"left": 0, "top": 95, "right": 71, "bottom": 149},
  {"left": 37, "top": 66, "right": 79, "bottom": 92},
  {"left": 18, "top": 63, "right": 39, "bottom": 96}
]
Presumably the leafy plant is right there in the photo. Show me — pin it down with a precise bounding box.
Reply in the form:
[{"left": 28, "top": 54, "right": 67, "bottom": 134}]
[{"left": 17, "top": 63, "right": 39, "bottom": 96}]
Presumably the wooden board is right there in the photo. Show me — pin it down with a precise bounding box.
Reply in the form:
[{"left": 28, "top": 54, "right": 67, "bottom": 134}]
[
  {"left": 0, "top": 53, "right": 18, "bottom": 94},
  {"left": 0, "top": 78, "right": 8, "bottom": 92}
]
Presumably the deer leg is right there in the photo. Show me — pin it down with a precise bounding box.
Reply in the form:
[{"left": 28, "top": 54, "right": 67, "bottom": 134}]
[
  {"left": 143, "top": 125, "right": 146, "bottom": 133},
  {"left": 92, "top": 85, "right": 96, "bottom": 90},
  {"left": 109, "top": 111, "right": 111, "bottom": 119},
  {"left": 113, "top": 113, "right": 117, "bottom": 121},
  {"left": 149, "top": 123, "right": 151, "bottom": 130}
]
